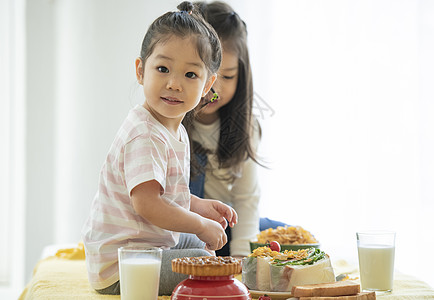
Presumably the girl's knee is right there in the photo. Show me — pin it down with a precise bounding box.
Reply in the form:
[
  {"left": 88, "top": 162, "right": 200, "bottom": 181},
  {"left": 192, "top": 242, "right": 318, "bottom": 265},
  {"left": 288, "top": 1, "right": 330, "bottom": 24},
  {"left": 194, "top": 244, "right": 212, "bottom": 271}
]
[{"left": 159, "top": 248, "right": 211, "bottom": 295}]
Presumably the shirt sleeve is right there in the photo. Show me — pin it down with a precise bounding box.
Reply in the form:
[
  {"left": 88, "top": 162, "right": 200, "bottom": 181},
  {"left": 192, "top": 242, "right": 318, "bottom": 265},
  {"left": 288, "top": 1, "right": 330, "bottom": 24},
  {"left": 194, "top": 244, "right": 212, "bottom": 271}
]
[
  {"left": 124, "top": 134, "right": 168, "bottom": 195},
  {"left": 229, "top": 157, "right": 260, "bottom": 256},
  {"left": 229, "top": 123, "right": 261, "bottom": 256}
]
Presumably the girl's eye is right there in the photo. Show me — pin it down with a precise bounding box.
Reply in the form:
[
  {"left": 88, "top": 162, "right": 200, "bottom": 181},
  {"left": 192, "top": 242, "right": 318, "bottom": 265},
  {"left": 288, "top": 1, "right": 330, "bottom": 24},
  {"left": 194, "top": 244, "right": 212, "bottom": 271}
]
[
  {"left": 221, "top": 75, "right": 235, "bottom": 80},
  {"left": 185, "top": 72, "right": 197, "bottom": 79},
  {"left": 158, "top": 66, "right": 169, "bottom": 73}
]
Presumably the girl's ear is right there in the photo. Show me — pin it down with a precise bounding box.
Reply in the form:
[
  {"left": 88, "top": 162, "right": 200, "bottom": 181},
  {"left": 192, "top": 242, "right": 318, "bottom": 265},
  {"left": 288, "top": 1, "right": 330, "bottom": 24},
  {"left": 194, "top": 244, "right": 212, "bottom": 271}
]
[
  {"left": 135, "top": 58, "right": 144, "bottom": 84},
  {"left": 202, "top": 73, "right": 217, "bottom": 97}
]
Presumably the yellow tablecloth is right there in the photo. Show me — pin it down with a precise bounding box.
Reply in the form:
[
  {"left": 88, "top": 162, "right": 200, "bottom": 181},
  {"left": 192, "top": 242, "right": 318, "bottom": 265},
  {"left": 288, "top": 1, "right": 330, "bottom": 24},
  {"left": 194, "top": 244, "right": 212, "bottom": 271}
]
[
  {"left": 19, "top": 243, "right": 170, "bottom": 300},
  {"left": 19, "top": 243, "right": 434, "bottom": 300},
  {"left": 331, "top": 259, "right": 434, "bottom": 299}
]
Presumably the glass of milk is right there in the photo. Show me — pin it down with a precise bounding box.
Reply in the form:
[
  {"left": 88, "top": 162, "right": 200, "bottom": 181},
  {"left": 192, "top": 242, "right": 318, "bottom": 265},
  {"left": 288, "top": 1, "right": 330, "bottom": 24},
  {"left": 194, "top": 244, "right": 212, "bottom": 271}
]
[
  {"left": 356, "top": 231, "right": 395, "bottom": 294},
  {"left": 118, "top": 246, "right": 162, "bottom": 300}
]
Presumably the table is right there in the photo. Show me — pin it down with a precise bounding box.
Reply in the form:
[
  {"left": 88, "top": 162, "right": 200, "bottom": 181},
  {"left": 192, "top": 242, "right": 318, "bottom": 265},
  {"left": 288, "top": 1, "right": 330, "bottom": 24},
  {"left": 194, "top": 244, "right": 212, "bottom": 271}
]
[{"left": 18, "top": 244, "right": 434, "bottom": 300}]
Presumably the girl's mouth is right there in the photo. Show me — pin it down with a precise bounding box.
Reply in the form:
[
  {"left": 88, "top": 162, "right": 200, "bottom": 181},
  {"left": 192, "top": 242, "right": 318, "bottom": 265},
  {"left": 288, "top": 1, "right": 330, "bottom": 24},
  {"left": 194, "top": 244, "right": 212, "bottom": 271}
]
[{"left": 161, "top": 96, "right": 183, "bottom": 105}]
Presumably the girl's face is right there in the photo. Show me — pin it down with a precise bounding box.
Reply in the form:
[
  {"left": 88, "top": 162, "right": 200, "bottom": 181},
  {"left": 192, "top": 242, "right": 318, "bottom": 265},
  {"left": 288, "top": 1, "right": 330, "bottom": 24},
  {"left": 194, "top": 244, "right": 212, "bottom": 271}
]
[
  {"left": 136, "top": 35, "right": 216, "bottom": 130},
  {"left": 197, "top": 47, "right": 238, "bottom": 123}
]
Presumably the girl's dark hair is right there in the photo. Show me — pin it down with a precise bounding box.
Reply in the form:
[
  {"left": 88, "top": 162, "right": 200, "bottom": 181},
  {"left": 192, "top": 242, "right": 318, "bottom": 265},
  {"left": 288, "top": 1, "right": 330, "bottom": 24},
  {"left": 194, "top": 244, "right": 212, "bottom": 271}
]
[
  {"left": 140, "top": 1, "right": 222, "bottom": 75},
  {"left": 185, "top": 1, "right": 261, "bottom": 182}
]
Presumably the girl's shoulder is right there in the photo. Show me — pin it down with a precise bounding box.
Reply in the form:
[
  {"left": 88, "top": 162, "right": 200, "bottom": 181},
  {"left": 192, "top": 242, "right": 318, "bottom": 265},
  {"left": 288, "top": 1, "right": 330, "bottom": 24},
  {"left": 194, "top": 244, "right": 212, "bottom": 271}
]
[
  {"left": 249, "top": 116, "right": 261, "bottom": 149},
  {"left": 126, "top": 105, "right": 189, "bottom": 148},
  {"left": 178, "top": 123, "right": 189, "bottom": 144},
  {"left": 120, "top": 105, "right": 166, "bottom": 142}
]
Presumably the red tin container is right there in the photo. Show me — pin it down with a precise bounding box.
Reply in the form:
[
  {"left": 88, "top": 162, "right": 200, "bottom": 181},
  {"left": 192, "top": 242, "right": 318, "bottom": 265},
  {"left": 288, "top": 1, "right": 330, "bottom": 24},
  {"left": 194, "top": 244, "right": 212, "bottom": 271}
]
[{"left": 171, "top": 275, "right": 251, "bottom": 299}]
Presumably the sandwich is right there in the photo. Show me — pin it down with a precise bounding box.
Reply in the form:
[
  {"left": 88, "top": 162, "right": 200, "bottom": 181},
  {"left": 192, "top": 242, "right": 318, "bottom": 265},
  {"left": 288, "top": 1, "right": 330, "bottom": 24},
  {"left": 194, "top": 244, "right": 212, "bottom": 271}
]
[{"left": 242, "top": 245, "right": 335, "bottom": 292}]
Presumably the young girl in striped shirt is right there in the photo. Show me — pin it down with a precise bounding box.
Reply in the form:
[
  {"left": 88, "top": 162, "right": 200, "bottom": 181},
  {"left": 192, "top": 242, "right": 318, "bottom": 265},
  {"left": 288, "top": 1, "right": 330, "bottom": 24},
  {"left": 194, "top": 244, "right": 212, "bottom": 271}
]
[{"left": 81, "top": 1, "right": 237, "bottom": 295}]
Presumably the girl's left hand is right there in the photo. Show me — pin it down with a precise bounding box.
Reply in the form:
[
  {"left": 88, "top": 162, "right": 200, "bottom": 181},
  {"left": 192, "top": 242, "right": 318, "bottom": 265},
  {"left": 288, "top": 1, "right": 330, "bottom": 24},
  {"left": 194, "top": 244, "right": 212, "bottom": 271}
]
[{"left": 191, "top": 197, "right": 238, "bottom": 229}]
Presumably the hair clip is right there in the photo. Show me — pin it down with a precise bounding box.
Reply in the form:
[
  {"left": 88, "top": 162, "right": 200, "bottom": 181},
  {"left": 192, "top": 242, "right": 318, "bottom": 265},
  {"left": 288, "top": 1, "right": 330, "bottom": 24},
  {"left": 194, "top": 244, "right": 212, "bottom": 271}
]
[
  {"left": 179, "top": 10, "right": 193, "bottom": 15},
  {"left": 209, "top": 87, "right": 218, "bottom": 102},
  {"left": 210, "top": 92, "right": 218, "bottom": 102},
  {"left": 200, "top": 88, "right": 218, "bottom": 108}
]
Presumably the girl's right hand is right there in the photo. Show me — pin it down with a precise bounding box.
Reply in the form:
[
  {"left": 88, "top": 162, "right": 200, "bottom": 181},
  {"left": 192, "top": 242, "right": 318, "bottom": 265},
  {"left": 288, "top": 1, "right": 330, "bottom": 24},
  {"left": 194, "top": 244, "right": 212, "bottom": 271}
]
[{"left": 196, "top": 218, "right": 227, "bottom": 250}]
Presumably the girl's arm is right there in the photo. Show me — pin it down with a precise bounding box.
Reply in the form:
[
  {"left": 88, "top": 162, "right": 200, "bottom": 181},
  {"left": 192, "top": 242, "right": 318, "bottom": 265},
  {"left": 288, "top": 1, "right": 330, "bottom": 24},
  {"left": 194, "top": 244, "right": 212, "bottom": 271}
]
[
  {"left": 229, "top": 159, "right": 260, "bottom": 256},
  {"left": 190, "top": 194, "right": 238, "bottom": 229},
  {"left": 227, "top": 123, "right": 262, "bottom": 257},
  {"left": 131, "top": 180, "right": 227, "bottom": 250}
]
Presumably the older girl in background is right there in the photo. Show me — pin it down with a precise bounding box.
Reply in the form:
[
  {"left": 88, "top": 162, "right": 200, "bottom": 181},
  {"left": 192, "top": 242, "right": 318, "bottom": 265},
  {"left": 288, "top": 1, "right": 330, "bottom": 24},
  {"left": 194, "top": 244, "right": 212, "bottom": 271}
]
[{"left": 185, "top": 1, "right": 288, "bottom": 258}]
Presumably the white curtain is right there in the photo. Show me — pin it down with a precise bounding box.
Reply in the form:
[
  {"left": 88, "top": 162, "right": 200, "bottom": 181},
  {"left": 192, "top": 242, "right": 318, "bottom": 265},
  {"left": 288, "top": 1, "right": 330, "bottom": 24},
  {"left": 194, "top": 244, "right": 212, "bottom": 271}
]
[
  {"left": 8, "top": 0, "right": 434, "bottom": 294},
  {"left": 0, "top": 0, "right": 26, "bottom": 297}
]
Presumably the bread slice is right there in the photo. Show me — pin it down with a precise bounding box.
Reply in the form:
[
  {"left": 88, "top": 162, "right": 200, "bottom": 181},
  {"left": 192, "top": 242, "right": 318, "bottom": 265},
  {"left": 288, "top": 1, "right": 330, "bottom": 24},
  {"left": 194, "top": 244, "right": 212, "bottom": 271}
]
[
  {"left": 292, "top": 281, "right": 360, "bottom": 297},
  {"left": 256, "top": 256, "right": 273, "bottom": 291},
  {"left": 270, "top": 255, "right": 335, "bottom": 292},
  {"left": 299, "top": 291, "right": 376, "bottom": 300}
]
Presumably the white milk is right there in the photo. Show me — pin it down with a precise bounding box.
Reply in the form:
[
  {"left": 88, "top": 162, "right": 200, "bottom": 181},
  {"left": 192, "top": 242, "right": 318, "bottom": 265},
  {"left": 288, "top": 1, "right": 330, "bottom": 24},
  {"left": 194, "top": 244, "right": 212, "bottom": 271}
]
[
  {"left": 120, "top": 257, "right": 161, "bottom": 300},
  {"left": 358, "top": 245, "right": 395, "bottom": 291}
]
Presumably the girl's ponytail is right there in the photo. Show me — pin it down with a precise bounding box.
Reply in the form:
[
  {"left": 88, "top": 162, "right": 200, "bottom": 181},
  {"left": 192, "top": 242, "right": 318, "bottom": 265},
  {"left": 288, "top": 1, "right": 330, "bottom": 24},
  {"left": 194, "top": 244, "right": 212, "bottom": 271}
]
[{"left": 177, "top": 1, "right": 194, "bottom": 14}]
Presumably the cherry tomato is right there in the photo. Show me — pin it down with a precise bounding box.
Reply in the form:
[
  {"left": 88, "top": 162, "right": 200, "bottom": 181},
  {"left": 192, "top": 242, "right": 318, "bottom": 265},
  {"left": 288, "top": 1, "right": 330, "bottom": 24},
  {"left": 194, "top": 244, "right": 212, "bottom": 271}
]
[
  {"left": 269, "top": 241, "right": 281, "bottom": 252},
  {"left": 259, "top": 294, "right": 272, "bottom": 300}
]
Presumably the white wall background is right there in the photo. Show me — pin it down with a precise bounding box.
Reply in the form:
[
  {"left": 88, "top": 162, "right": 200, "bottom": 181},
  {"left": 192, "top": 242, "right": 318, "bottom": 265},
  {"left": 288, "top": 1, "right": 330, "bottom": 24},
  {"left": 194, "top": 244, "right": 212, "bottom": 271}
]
[
  {"left": 256, "top": 0, "right": 434, "bottom": 288},
  {"left": 3, "top": 0, "right": 433, "bottom": 297}
]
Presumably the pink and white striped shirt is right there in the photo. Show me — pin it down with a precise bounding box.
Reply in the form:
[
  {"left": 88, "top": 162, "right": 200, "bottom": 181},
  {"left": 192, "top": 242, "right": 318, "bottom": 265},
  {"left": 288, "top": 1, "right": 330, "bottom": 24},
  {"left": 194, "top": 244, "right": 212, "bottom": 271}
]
[{"left": 82, "top": 104, "right": 191, "bottom": 290}]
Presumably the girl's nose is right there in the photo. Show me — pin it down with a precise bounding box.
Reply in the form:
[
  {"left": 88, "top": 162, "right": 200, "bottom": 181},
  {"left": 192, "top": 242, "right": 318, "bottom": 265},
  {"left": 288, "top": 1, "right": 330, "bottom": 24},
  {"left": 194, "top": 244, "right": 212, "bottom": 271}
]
[{"left": 166, "top": 75, "right": 182, "bottom": 91}]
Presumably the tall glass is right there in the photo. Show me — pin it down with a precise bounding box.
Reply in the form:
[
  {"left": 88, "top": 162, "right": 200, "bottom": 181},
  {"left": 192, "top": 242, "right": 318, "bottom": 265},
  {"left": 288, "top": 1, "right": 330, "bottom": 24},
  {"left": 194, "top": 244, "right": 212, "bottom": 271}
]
[
  {"left": 356, "top": 231, "right": 395, "bottom": 294},
  {"left": 118, "top": 246, "right": 162, "bottom": 300}
]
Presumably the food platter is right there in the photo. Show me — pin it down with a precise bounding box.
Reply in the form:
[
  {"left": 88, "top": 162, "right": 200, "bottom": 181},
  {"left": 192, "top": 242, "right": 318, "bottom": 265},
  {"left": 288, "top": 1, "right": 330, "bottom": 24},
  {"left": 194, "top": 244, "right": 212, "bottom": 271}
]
[
  {"left": 249, "top": 289, "right": 293, "bottom": 300},
  {"left": 246, "top": 226, "right": 333, "bottom": 299},
  {"left": 251, "top": 225, "right": 320, "bottom": 252}
]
